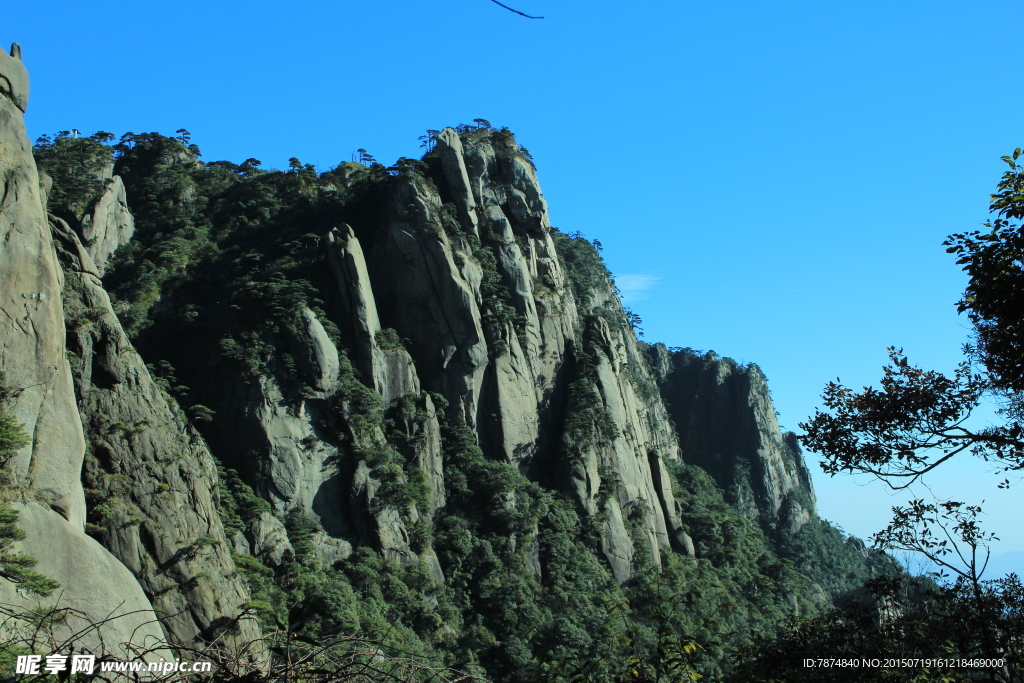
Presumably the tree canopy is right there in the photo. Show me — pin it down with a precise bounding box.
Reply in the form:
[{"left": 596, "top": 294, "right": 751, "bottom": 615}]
[
  {"left": 802, "top": 153, "right": 1024, "bottom": 488},
  {"left": 747, "top": 152, "right": 1024, "bottom": 683}
]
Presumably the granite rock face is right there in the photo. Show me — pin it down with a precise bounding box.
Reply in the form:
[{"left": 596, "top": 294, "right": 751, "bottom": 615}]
[
  {"left": 200, "top": 127, "right": 697, "bottom": 582},
  {"left": 54, "top": 218, "right": 260, "bottom": 652},
  {"left": 77, "top": 172, "right": 135, "bottom": 275},
  {"left": 0, "top": 43, "right": 86, "bottom": 529},
  {"left": 0, "top": 503, "right": 171, "bottom": 661},
  {"left": 648, "top": 345, "right": 817, "bottom": 534},
  {"left": 0, "top": 41, "right": 172, "bottom": 656}
]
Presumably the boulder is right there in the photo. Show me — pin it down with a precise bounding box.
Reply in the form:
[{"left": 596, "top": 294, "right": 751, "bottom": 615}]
[
  {"left": 77, "top": 175, "right": 134, "bottom": 275},
  {"left": 0, "top": 503, "right": 171, "bottom": 661},
  {"left": 245, "top": 513, "right": 294, "bottom": 567}
]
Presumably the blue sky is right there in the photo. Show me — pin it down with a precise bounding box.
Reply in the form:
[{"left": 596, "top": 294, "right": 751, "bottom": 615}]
[{"left": 7, "top": 0, "right": 1023, "bottom": 571}]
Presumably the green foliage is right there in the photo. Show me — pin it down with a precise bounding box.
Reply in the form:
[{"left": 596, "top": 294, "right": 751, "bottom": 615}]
[
  {"left": 946, "top": 147, "right": 1024, "bottom": 394},
  {"left": 0, "top": 511, "right": 59, "bottom": 597},
  {"left": 223, "top": 477, "right": 450, "bottom": 661},
  {"left": 805, "top": 152, "right": 1024, "bottom": 488},
  {"left": 336, "top": 356, "right": 430, "bottom": 516},
  {"left": 374, "top": 328, "right": 405, "bottom": 351},
  {"left": 216, "top": 463, "right": 272, "bottom": 538},
  {"left": 768, "top": 151, "right": 1024, "bottom": 683},
  {"left": 0, "top": 405, "right": 59, "bottom": 596},
  {"left": 561, "top": 377, "right": 618, "bottom": 461},
  {"left": 0, "top": 411, "right": 28, "bottom": 473},
  {"left": 801, "top": 348, "right": 999, "bottom": 486},
  {"left": 434, "top": 417, "right": 621, "bottom": 679},
  {"left": 188, "top": 404, "right": 216, "bottom": 422},
  {"left": 33, "top": 131, "right": 114, "bottom": 213},
  {"left": 552, "top": 230, "right": 614, "bottom": 308}
]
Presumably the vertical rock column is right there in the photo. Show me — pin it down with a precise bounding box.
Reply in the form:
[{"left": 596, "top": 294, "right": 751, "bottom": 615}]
[
  {"left": 0, "top": 42, "right": 86, "bottom": 527},
  {"left": 0, "top": 41, "right": 170, "bottom": 659}
]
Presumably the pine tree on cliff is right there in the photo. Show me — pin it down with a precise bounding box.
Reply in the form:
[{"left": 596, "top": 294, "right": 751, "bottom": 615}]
[{"left": 0, "top": 401, "right": 59, "bottom": 596}]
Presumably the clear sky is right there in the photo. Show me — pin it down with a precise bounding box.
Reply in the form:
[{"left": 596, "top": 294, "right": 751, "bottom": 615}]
[{"left": 7, "top": 0, "right": 1023, "bottom": 574}]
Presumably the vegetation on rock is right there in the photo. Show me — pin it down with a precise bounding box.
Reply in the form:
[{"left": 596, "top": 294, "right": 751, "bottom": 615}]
[
  {"left": 0, "top": 392, "right": 60, "bottom": 597},
  {"left": 26, "top": 125, "right": 888, "bottom": 681}
]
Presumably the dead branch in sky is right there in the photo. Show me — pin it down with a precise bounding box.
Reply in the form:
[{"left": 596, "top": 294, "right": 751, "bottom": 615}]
[{"left": 488, "top": 0, "right": 544, "bottom": 18}]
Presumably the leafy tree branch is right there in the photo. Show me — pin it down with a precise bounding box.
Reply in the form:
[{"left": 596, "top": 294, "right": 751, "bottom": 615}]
[{"left": 801, "top": 347, "right": 1024, "bottom": 489}]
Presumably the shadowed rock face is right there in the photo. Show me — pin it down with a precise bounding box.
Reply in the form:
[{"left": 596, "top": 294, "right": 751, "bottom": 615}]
[
  {"left": 647, "top": 345, "right": 816, "bottom": 534},
  {"left": 53, "top": 218, "right": 260, "bottom": 651}
]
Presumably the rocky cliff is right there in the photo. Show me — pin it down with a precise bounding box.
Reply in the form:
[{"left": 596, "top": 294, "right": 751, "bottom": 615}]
[
  {"left": 2, "top": 41, "right": 885, "bottom": 681},
  {"left": 0, "top": 41, "right": 170, "bottom": 659},
  {"left": 0, "top": 41, "right": 257, "bottom": 662},
  {"left": 172, "top": 126, "right": 697, "bottom": 583},
  {"left": 53, "top": 217, "right": 260, "bottom": 652},
  {"left": 648, "top": 346, "right": 817, "bottom": 536}
]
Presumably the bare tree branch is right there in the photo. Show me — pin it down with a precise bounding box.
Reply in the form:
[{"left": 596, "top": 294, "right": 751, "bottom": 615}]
[{"left": 488, "top": 0, "right": 544, "bottom": 18}]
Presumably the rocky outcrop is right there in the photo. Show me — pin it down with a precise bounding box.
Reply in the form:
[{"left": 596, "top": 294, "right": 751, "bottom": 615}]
[
  {"left": 53, "top": 217, "right": 261, "bottom": 652},
  {"left": 0, "top": 503, "right": 171, "bottom": 662},
  {"left": 0, "top": 43, "right": 86, "bottom": 529},
  {"left": 77, "top": 171, "right": 134, "bottom": 275},
  {"left": 0, "top": 41, "right": 173, "bottom": 658},
  {"left": 434, "top": 128, "right": 479, "bottom": 235},
  {"left": 327, "top": 226, "right": 384, "bottom": 393},
  {"left": 203, "top": 300, "right": 440, "bottom": 571},
  {"left": 242, "top": 512, "right": 294, "bottom": 567},
  {"left": 648, "top": 345, "right": 816, "bottom": 533},
  {"left": 327, "top": 226, "right": 422, "bottom": 406},
  {"left": 301, "top": 307, "right": 341, "bottom": 396},
  {"left": 350, "top": 461, "right": 416, "bottom": 566},
  {"left": 0, "top": 42, "right": 28, "bottom": 112},
  {"left": 220, "top": 374, "right": 350, "bottom": 536}
]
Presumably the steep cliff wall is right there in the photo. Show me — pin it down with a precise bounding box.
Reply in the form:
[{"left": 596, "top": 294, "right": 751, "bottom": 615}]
[
  {"left": 52, "top": 217, "right": 260, "bottom": 651},
  {"left": 354, "top": 128, "right": 694, "bottom": 575},
  {"left": 158, "top": 126, "right": 695, "bottom": 583},
  {"left": 0, "top": 41, "right": 170, "bottom": 658},
  {"left": 648, "top": 345, "right": 816, "bottom": 535}
]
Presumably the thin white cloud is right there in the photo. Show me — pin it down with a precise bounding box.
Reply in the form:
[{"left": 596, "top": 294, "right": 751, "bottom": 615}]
[{"left": 615, "top": 274, "right": 660, "bottom": 303}]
